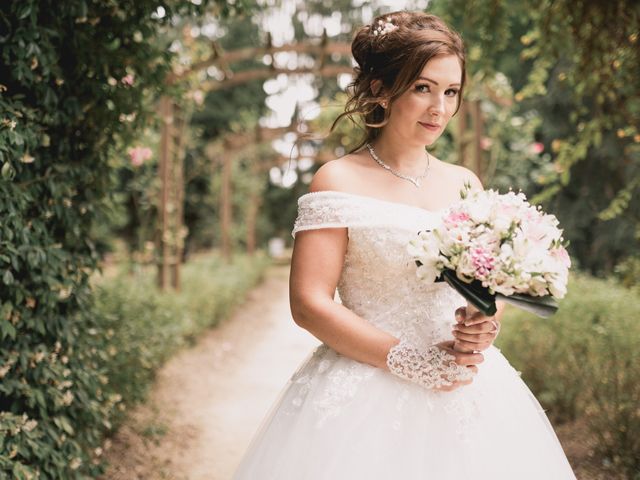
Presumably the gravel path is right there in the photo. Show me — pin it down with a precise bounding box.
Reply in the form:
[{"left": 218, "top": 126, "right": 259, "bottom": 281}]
[{"left": 101, "top": 264, "right": 320, "bottom": 480}]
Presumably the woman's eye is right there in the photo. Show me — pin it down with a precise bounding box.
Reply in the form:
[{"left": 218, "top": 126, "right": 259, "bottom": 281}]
[{"left": 415, "top": 85, "right": 459, "bottom": 97}]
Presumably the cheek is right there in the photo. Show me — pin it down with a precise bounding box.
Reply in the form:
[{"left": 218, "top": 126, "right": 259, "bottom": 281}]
[
  {"left": 433, "top": 102, "right": 457, "bottom": 131},
  {"left": 445, "top": 98, "right": 459, "bottom": 116},
  {"left": 388, "top": 102, "right": 413, "bottom": 122}
]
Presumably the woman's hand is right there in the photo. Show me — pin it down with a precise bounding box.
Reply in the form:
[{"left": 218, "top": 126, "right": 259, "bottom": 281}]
[
  {"left": 432, "top": 340, "right": 484, "bottom": 392},
  {"left": 451, "top": 306, "right": 501, "bottom": 353},
  {"left": 386, "top": 339, "right": 483, "bottom": 392}
]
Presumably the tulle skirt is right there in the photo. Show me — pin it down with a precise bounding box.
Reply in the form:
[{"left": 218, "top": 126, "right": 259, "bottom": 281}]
[{"left": 233, "top": 344, "right": 576, "bottom": 479}]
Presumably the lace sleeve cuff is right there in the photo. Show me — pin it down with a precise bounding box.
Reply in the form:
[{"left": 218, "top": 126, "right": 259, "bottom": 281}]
[{"left": 386, "top": 340, "right": 475, "bottom": 390}]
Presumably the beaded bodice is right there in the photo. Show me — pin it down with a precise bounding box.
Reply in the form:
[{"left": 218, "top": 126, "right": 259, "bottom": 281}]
[{"left": 292, "top": 191, "right": 465, "bottom": 346}]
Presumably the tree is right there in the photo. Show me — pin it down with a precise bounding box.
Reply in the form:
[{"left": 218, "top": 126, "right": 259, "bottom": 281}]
[{"left": 432, "top": 0, "right": 640, "bottom": 276}]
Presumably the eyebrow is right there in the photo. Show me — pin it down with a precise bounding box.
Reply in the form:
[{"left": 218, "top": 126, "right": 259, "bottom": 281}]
[{"left": 417, "top": 76, "right": 461, "bottom": 87}]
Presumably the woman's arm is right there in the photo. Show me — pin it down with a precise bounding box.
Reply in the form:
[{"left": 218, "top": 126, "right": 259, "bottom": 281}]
[{"left": 290, "top": 225, "right": 400, "bottom": 370}]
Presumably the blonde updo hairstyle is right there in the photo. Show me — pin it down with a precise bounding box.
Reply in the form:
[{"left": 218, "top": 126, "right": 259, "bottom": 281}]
[{"left": 334, "top": 11, "right": 466, "bottom": 152}]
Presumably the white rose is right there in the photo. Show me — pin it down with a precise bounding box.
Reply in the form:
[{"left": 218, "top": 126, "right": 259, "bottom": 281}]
[{"left": 467, "top": 201, "right": 491, "bottom": 224}]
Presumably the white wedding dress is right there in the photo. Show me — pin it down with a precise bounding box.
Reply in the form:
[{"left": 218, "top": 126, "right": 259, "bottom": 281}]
[{"left": 233, "top": 190, "right": 576, "bottom": 479}]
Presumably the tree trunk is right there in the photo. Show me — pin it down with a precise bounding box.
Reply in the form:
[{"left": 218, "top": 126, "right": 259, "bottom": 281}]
[
  {"left": 157, "top": 96, "right": 172, "bottom": 290},
  {"left": 220, "top": 151, "right": 233, "bottom": 263}
]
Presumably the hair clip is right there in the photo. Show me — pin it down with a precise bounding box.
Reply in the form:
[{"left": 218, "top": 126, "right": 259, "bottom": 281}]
[{"left": 372, "top": 17, "right": 397, "bottom": 37}]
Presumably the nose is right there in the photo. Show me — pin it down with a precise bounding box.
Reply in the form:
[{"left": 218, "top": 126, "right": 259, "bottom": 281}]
[{"left": 429, "top": 94, "right": 446, "bottom": 117}]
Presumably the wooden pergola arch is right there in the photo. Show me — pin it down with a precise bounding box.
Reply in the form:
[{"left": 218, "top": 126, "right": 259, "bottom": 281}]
[{"left": 157, "top": 32, "right": 352, "bottom": 289}]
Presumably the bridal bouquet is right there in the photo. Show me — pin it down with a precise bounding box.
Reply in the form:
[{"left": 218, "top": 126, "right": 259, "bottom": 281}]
[{"left": 408, "top": 186, "right": 571, "bottom": 318}]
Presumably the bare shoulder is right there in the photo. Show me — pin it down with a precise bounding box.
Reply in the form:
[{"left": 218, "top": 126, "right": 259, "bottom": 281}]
[
  {"left": 309, "top": 151, "right": 369, "bottom": 193},
  {"left": 436, "top": 160, "right": 484, "bottom": 192}
]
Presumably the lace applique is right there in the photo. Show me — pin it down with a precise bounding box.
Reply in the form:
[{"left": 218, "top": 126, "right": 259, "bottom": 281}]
[
  {"left": 391, "top": 387, "right": 411, "bottom": 431},
  {"left": 386, "top": 340, "right": 474, "bottom": 390},
  {"left": 284, "top": 345, "right": 377, "bottom": 428},
  {"left": 338, "top": 226, "right": 465, "bottom": 346},
  {"left": 311, "top": 358, "right": 376, "bottom": 428},
  {"left": 285, "top": 345, "right": 331, "bottom": 413},
  {"left": 292, "top": 192, "right": 370, "bottom": 238},
  {"left": 443, "top": 389, "right": 486, "bottom": 444}
]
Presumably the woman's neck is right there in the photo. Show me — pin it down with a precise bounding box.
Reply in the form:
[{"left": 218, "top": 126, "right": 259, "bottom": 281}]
[{"left": 367, "top": 131, "right": 429, "bottom": 174}]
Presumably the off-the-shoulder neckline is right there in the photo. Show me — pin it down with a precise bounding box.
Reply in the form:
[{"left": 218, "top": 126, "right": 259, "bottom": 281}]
[{"left": 298, "top": 190, "right": 447, "bottom": 215}]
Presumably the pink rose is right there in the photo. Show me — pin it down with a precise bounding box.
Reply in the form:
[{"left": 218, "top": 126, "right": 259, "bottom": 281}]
[
  {"left": 121, "top": 74, "right": 135, "bottom": 86},
  {"left": 128, "top": 146, "right": 152, "bottom": 167}
]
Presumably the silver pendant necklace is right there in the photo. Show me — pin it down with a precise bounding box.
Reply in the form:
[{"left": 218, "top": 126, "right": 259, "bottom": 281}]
[{"left": 365, "top": 143, "right": 430, "bottom": 188}]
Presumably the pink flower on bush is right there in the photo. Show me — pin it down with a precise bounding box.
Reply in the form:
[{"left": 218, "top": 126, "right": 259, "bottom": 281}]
[
  {"left": 529, "top": 142, "right": 544, "bottom": 154},
  {"left": 192, "top": 90, "right": 205, "bottom": 105},
  {"left": 480, "top": 137, "right": 493, "bottom": 150},
  {"left": 128, "top": 146, "right": 152, "bottom": 167},
  {"left": 121, "top": 74, "right": 135, "bottom": 86}
]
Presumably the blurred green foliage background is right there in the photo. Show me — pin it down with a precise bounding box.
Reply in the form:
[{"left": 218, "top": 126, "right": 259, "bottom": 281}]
[{"left": 1, "top": 0, "right": 638, "bottom": 477}]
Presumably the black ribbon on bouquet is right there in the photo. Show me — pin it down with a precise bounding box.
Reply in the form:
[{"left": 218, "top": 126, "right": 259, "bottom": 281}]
[{"left": 427, "top": 266, "right": 559, "bottom": 318}]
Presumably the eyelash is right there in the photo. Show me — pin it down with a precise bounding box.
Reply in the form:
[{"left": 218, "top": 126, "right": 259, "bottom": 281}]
[{"left": 415, "top": 84, "right": 459, "bottom": 97}]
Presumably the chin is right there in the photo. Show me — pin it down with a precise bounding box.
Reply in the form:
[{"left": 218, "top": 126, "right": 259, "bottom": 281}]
[{"left": 421, "top": 132, "right": 442, "bottom": 147}]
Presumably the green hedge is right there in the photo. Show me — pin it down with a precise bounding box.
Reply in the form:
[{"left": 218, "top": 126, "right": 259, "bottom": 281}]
[
  {"left": 496, "top": 273, "right": 640, "bottom": 475},
  {"left": 0, "top": 2, "right": 246, "bottom": 478},
  {"left": 93, "top": 253, "right": 270, "bottom": 415}
]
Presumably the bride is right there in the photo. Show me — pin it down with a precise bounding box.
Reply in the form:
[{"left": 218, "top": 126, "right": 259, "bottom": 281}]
[{"left": 234, "top": 11, "right": 576, "bottom": 479}]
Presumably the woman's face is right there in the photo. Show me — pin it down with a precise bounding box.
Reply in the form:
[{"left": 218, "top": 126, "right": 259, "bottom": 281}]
[{"left": 385, "top": 54, "right": 462, "bottom": 147}]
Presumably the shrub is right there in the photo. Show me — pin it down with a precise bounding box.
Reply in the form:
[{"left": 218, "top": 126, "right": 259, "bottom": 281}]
[
  {"left": 496, "top": 273, "right": 640, "bottom": 475},
  {"left": 92, "top": 253, "right": 270, "bottom": 422}
]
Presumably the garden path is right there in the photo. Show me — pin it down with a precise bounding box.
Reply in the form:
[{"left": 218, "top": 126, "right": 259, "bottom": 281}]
[{"left": 101, "top": 264, "right": 320, "bottom": 480}]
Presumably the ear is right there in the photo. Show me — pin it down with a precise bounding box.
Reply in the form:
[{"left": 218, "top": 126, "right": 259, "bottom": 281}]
[{"left": 371, "top": 79, "right": 384, "bottom": 97}]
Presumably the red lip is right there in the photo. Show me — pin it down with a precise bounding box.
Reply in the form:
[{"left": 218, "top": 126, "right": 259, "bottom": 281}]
[{"left": 419, "top": 121, "right": 440, "bottom": 131}]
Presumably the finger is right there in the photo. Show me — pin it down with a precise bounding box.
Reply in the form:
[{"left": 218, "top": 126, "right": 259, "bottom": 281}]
[
  {"left": 463, "top": 313, "right": 490, "bottom": 326},
  {"left": 452, "top": 331, "right": 495, "bottom": 343},
  {"left": 464, "top": 314, "right": 495, "bottom": 327},
  {"left": 454, "top": 307, "right": 466, "bottom": 324},
  {"left": 454, "top": 322, "right": 495, "bottom": 334},
  {"left": 434, "top": 384, "right": 455, "bottom": 392},
  {"left": 453, "top": 351, "right": 484, "bottom": 366},
  {"left": 453, "top": 339, "right": 484, "bottom": 352},
  {"left": 452, "top": 377, "right": 474, "bottom": 388}
]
